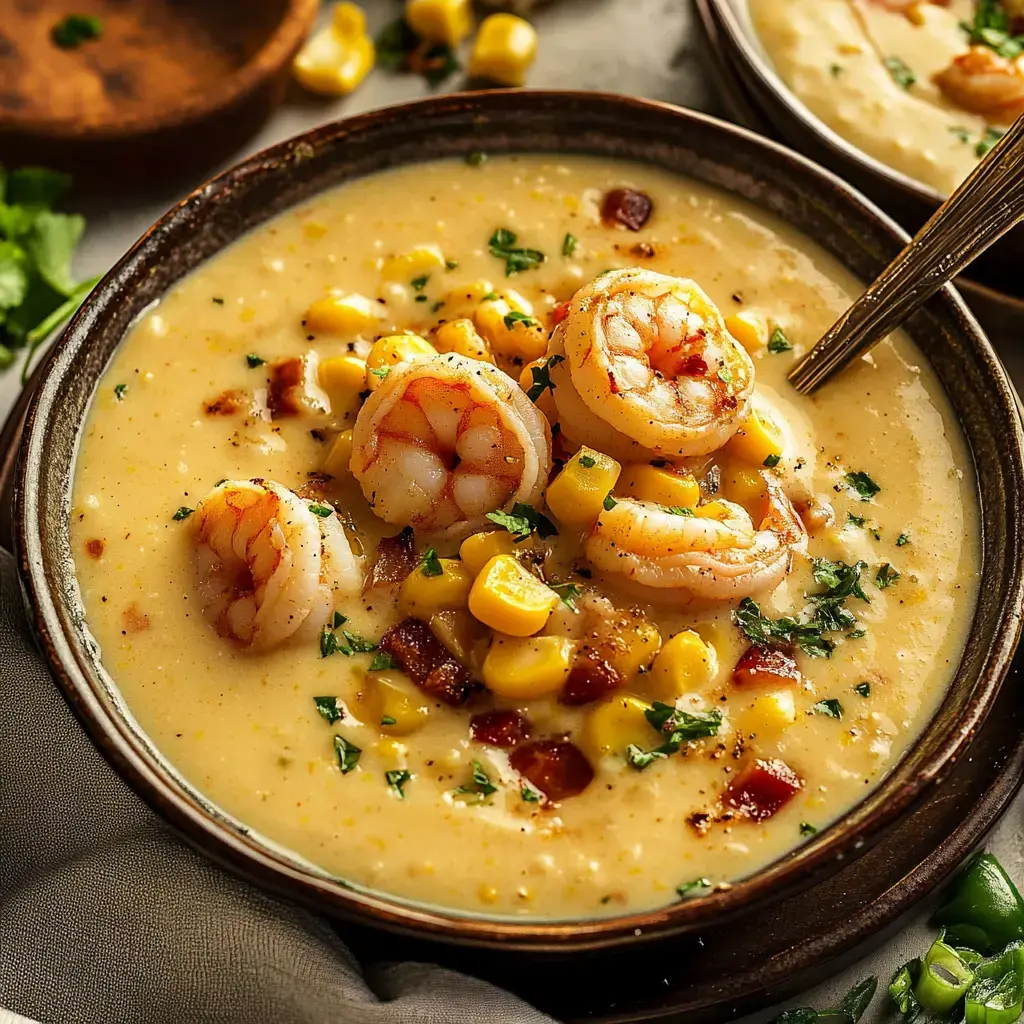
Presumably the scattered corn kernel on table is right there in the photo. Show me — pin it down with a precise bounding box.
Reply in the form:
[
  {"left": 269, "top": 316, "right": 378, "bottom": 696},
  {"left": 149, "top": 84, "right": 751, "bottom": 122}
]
[{"left": 12, "top": 0, "right": 1024, "bottom": 1020}]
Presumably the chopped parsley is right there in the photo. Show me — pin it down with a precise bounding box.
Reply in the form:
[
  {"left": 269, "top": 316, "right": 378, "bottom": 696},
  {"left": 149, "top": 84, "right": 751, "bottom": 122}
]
[
  {"left": 603, "top": 493, "right": 617, "bottom": 511},
  {"left": 320, "top": 625, "right": 341, "bottom": 658},
  {"left": 521, "top": 783, "right": 541, "bottom": 803},
  {"left": 763, "top": 453, "right": 781, "bottom": 468},
  {"left": 52, "top": 14, "right": 103, "bottom": 48},
  {"left": 962, "top": 0, "right": 1024, "bottom": 58},
  {"left": 488, "top": 227, "right": 545, "bottom": 276},
  {"left": 414, "top": 295, "right": 428, "bottom": 303},
  {"left": 339, "top": 630, "right": 377, "bottom": 654},
  {"left": 381, "top": 715, "right": 397, "bottom": 727},
  {"left": 950, "top": 125, "right": 972, "bottom": 145},
  {"left": 896, "top": 532, "right": 910, "bottom": 547},
  {"left": 579, "top": 454, "right": 597, "bottom": 469},
  {"left": 334, "top": 735, "right": 361, "bottom": 774},
  {"left": 308, "top": 502, "right": 334, "bottom": 518},
  {"left": 172, "top": 506, "right": 194, "bottom": 521},
  {"left": 800, "top": 822, "right": 818, "bottom": 836},
  {"left": 829, "top": 63, "right": 843, "bottom": 77},
  {"left": 314, "top": 696, "right": 344, "bottom": 724},
  {"left": 431, "top": 300, "right": 445, "bottom": 313},
  {"left": 855, "top": 682, "right": 871, "bottom": 697},
  {"left": 845, "top": 471, "right": 880, "bottom": 501},
  {"left": 486, "top": 501, "right": 558, "bottom": 541},
  {"left": 503, "top": 310, "right": 537, "bottom": 331},
  {"left": 370, "top": 651, "right": 396, "bottom": 671},
  {"left": 410, "top": 274, "right": 429, "bottom": 291},
  {"left": 883, "top": 55, "right": 916, "bottom": 89},
  {"left": 245, "top": 353, "right": 265, "bottom": 368},
  {"left": 562, "top": 233, "right": 578, "bottom": 258},
  {"left": 369, "top": 367, "right": 390, "bottom": 380},
  {"left": 385, "top": 768, "right": 411, "bottom": 798},
  {"left": 875, "top": 563, "right": 900, "bottom": 589},
  {"left": 813, "top": 698, "right": 844, "bottom": 720},
  {"left": 114, "top": 383, "right": 127, "bottom": 401},
  {"left": 319, "top": 616, "right": 374, "bottom": 659},
  {"left": 768, "top": 327, "right": 793, "bottom": 353},
  {"left": 466, "top": 151, "right": 488, "bottom": 167},
  {"left": 445, "top": 258, "right": 459, "bottom": 270},
  {"left": 420, "top": 546, "right": 444, "bottom": 577},
  {"left": 333, "top": 611, "right": 347, "bottom": 629},
  {"left": 847, "top": 512, "right": 866, "bottom": 528},
  {"left": 453, "top": 760, "right": 498, "bottom": 801},
  {"left": 677, "top": 877, "right": 712, "bottom": 898},
  {"left": 626, "top": 702, "right": 722, "bottom": 770},
  {"left": 525, "top": 353, "right": 564, "bottom": 402},
  {"left": 662, "top": 505, "right": 695, "bottom": 516},
  {"left": 977, "top": 126, "right": 1006, "bottom": 157},
  {"left": 550, "top": 581, "right": 583, "bottom": 611}
]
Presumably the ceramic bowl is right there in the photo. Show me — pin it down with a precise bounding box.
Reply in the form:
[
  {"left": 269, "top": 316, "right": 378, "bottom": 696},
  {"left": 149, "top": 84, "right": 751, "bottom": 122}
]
[
  {"left": 699, "top": 0, "right": 1024, "bottom": 297},
  {"left": 13, "top": 91, "right": 1024, "bottom": 955}
]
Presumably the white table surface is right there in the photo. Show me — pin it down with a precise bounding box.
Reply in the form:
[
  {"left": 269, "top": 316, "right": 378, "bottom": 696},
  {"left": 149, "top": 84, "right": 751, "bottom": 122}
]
[{"left": 10, "top": 1, "right": 1022, "bottom": 1019}]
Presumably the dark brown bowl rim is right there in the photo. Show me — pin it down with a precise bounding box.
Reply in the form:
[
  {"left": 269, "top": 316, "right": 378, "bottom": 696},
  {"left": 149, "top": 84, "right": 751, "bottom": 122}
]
[
  {"left": 4, "top": 0, "right": 318, "bottom": 140},
  {"left": 704, "top": 0, "right": 948, "bottom": 208},
  {"left": 14, "top": 89, "right": 1024, "bottom": 952}
]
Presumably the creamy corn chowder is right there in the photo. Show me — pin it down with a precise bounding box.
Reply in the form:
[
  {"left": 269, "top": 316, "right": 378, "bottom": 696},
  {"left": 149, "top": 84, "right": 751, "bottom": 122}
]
[
  {"left": 751, "top": 0, "right": 1023, "bottom": 195},
  {"left": 71, "top": 155, "right": 978, "bottom": 918}
]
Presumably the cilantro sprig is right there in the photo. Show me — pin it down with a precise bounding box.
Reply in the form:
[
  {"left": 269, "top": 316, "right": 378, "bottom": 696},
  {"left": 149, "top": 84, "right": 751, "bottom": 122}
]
[
  {"left": 626, "top": 701, "right": 722, "bottom": 770},
  {"left": 486, "top": 502, "right": 558, "bottom": 541},
  {"left": 488, "top": 228, "right": 545, "bottom": 276}
]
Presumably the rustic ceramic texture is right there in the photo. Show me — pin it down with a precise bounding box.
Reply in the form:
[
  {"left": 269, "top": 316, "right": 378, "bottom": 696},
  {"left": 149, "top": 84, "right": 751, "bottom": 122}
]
[
  {"left": 700, "top": 0, "right": 1024, "bottom": 298},
  {"left": 0, "top": 0, "right": 317, "bottom": 186},
  {"left": 11, "top": 94, "right": 1024, "bottom": 1006}
]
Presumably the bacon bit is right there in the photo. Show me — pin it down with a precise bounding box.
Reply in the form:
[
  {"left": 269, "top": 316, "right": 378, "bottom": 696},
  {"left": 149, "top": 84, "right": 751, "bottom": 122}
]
[
  {"left": 365, "top": 527, "right": 417, "bottom": 591},
  {"left": 600, "top": 188, "right": 653, "bottom": 231},
  {"left": 122, "top": 603, "right": 150, "bottom": 634},
  {"left": 559, "top": 652, "right": 622, "bottom": 706},
  {"left": 204, "top": 390, "right": 245, "bottom": 416},
  {"left": 732, "top": 645, "right": 801, "bottom": 688},
  {"left": 607, "top": 369, "right": 620, "bottom": 395},
  {"left": 379, "top": 617, "right": 478, "bottom": 706},
  {"left": 85, "top": 538, "right": 105, "bottom": 559},
  {"left": 723, "top": 758, "right": 803, "bottom": 821},
  {"left": 294, "top": 473, "right": 333, "bottom": 501},
  {"left": 267, "top": 357, "right": 306, "bottom": 419},
  {"left": 470, "top": 709, "right": 532, "bottom": 748},
  {"left": 551, "top": 300, "right": 571, "bottom": 327},
  {"left": 509, "top": 740, "right": 594, "bottom": 801},
  {"left": 629, "top": 241, "right": 656, "bottom": 259}
]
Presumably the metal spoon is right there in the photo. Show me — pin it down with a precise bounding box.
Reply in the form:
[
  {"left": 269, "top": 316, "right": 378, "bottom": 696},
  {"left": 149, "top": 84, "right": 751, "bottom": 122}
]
[{"left": 788, "top": 113, "right": 1024, "bottom": 395}]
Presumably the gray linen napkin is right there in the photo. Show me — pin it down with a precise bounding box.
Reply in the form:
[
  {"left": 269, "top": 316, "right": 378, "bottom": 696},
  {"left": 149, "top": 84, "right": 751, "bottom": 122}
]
[{"left": 0, "top": 550, "right": 552, "bottom": 1024}]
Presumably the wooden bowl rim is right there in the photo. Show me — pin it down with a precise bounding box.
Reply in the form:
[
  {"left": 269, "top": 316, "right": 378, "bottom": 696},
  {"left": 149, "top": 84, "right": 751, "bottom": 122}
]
[{"left": 2, "top": 0, "right": 319, "bottom": 140}]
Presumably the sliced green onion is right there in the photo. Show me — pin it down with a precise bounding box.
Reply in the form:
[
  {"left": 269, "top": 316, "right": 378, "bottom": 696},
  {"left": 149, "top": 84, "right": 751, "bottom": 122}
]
[{"left": 916, "top": 936, "right": 975, "bottom": 1012}]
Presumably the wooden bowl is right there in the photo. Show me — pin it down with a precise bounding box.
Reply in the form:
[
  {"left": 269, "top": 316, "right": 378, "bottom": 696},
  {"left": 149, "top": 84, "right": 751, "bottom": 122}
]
[
  {"left": 0, "top": 0, "right": 318, "bottom": 187},
  {"left": 11, "top": 92, "right": 1024, "bottom": 996},
  {"left": 698, "top": 0, "right": 1024, "bottom": 299}
]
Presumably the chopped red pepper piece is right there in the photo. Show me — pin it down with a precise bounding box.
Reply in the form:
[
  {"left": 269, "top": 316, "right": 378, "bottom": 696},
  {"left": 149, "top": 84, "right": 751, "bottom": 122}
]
[
  {"left": 723, "top": 757, "right": 803, "bottom": 821},
  {"left": 732, "top": 645, "right": 801, "bottom": 688},
  {"left": 509, "top": 740, "right": 594, "bottom": 801}
]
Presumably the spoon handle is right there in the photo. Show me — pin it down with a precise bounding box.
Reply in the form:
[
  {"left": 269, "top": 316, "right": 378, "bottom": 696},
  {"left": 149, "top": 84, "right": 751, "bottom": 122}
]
[{"left": 788, "top": 114, "right": 1024, "bottom": 395}]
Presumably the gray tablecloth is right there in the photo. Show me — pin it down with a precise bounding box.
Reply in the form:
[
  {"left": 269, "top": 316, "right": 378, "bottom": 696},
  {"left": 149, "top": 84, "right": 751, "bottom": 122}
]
[{"left": 0, "top": 550, "right": 551, "bottom": 1024}]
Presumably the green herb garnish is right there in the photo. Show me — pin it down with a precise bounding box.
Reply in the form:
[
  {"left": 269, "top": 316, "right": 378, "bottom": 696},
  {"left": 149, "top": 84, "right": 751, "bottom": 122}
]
[
  {"left": 503, "top": 310, "right": 537, "bottom": 331},
  {"left": 488, "top": 227, "right": 545, "bottom": 276},
  {"left": 334, "top": 735, "right": 361, "bottom": 774},
  {"left": 962, "top": 0, "right": 1024, "bottom": 57},
  {"left": 830, "top": 63, "right": 843, "bottom": 77},
  {"left": 245, "top": 353, "right": 265, "bottom": 368},
  {"left": 884, "top": 55, "right": 916, "bottom": 89},
  {"left": 172, "top": 506, "right": 194, "bottom": 521},
  {"left": 603, "top": 493, "right": 617, "bottom": 511},
  {"left": 486, "top": 501, "right": 558, "bottom": 541},
  {"left": 369, "top": 367, "right": 390, "bottom": 380},
  {"left": 314, "top": 696, "right": 344, "bottom": 724},
  {"left": 950, "top": 125, "right": 972, "bottom": 144},
  {"left": 562, "top": 233, "right": 578, "bottom": 258},
  {"left": 662, "top": 505, "right": 695, "bottom": 516},
  {"left": 386, "top": 768, "right": 411, "bottom": 797},
  {"left": 800, "top": 822, "right": 818, "bottom": 836},
  {"left": 521, "top": 783, "right": 541, "bottom": 803},
  {"left": 420, "top": 547, "right": 443, "bottom": 577},
  {"left": 627, "top": 702, "right": 722, "bottom": 770},
  {"left": 445, "top": 258, "right": 459, "bottom": 270},
  {"left": 579, "top": 454, "right": 596, "bottom": 468},
  {"left": 763, "top": 453, "right": 781, "bottom": 468},
  {"left": 550, "top": 581, "right": 583, "bottom": 611},
  {"left": 52, "top": 14, "right": 103, "bottom": 48},
  {"left": 525, "top": 353, "right": 564, "bottom": 402},
  {"left": 977, "top": 126, "right": 1007, "bottom": 157},
  {"left": 768, "top": 327, "right": 793, "bottom": 353},
  {"left": 875, "top": 563, "right": 900, "bottom": 589},
  {"left": 896, "top": 532, "right": 910, "bottom": 547},
  {"left": 855, "top": 682, "right": 871, "bottom": 697},
  {"left": 114, "top": 383, "right": 127, "bottom": 401},
  {"left": 466, "top": 151, "right": 488, "bottom": 167},
  {"left": 453, "top": 760, "right": 498, "bottom": 801},
  {"left": 813, "top": 698, "right": 844, "bottom": 720},
  {"left": 677, "top": 877, "right": 713, "bottom": 898},
  {"left": 410, "top": 274, "right": 429, "bottom": 291},
  {"left": 308, "top": 502, "right": 334, "bottom": 518},
  {"left": 846, "top": 471, "right": 880, "bottom": 501},
  {"left": 847, "top": 512, "right": 866, "bottom": 528},
  {"left": 370, "top": 651, "right": 396, "bottom": 672}
]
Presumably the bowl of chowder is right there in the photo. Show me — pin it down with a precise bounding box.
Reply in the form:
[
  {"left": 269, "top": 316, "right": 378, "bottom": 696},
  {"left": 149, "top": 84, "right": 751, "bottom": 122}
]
[
  {"left": 701, "top": 0, "right": 1024, "bottom": 297},
  {"left": 16, "top": 91, "right": 1024, "bottom": 951}
]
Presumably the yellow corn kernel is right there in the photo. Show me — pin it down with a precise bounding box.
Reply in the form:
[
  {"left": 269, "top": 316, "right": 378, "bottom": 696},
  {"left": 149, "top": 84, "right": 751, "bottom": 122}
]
[
  {"left": 319, "top": 355, "right": 368, "bottom": 420},
  {"left": 596, "top": 616, "right": 662, "bottom": 682},
  {"left": 720, "top": 459, "right": 768, "bottom": 519},
  {"left": 442, "top": 280, "right": 496, "bottom": 319},
  {"left": 725, "top": 406, "right": 786, "bottom": 466},
  {"left": 292, "top": 3, "right": 375, "bottom": 96},
  {"left": 739, "top": 690, "right": 797, "bottom": 736},
  {"left": 365, "top": 334, "right": 436, "bottom": 390},
  {"left": 305, "top": 292, "right": 381, "bottom": 336},
  {"left": 469, "top": 555, "right": 559, "bottom": 636},
  {"left": 694, "top": 499, "right": 733, "bottom": 521},
  {"left": 406, "top": 0, "right": 473, "bottom": 46},
  {"left": 474, "top": 292, "right": 546, "bottom": 361},
  {"left": 905, "top": 1, "right": 928, "bottom": 25},
  {"left": 459, "top": 529, "right": 518, "bottom": 576},
  {"left": 399, "top": 557, "right": 472, "bottom": 616},
  {"left": 429, "top": 609, "right": 488, "bottom": 667},
  {"left": 433, "top": 318, "right": 494, "bottom": 363},
  {"left": 469, "top": 13, "right": 538, "bottom": 87},
  {"left": 725, "top": 311, "right": 768, "bottom": 354},
  {"left": 618, "top": 464, "right": 700, "bottom": 509},
  {"left": 381, "top": 244, "right": 447, "bottom": 282},
  {"left": 645, "top": 630, "right": 717, "bottom": 700},
  {"left": 375, "top": 737, "right": 408, "bottom": 765},
  {"left": 583, "top": 694, "right": 654, "bottom": 758},
  {"left": 482, "top": 634, "right": 575, "bottom": 699},
  {"left": 546, "top": 447, "right": 622, "bottom": 530},
  {"left": 322, "top": 429, "right": 354, "bottom": 477},
  {"left": 365, "top": 670, "right": 432, "bottom": 736}
]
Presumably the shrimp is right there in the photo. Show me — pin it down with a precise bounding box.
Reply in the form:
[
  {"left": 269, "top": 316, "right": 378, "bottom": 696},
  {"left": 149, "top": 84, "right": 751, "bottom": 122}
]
[
  {"left": 584, "top": 475, "right": 806, "bottom": 601},
  {"left": 192, "top": 479, "right": 362, "bottom": 650},
  {"left": 934, "top": 46, "right": 1024, "bottom": 122},
  {"left": 350, "top": 352, "right": 551, "bottom": 540},
  {"left": 546, "top": 269, "right": 755, "bottom": 463}
]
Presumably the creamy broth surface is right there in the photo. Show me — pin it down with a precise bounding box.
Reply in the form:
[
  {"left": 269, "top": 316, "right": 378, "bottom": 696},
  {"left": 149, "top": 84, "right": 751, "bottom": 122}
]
[
  {"left": 750, "top": 0, "right": 1010, "bottom": 195},
  {"left": 71, "top": 156, "right": 979, "bottom": 918}
]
